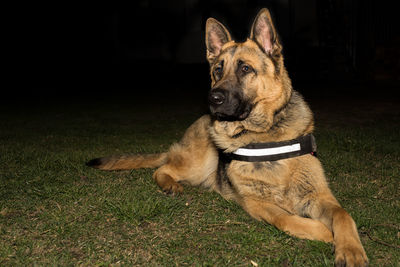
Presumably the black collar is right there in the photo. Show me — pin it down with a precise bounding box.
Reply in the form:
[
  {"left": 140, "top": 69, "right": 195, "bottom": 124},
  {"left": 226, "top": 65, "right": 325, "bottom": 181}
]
[{"left": 221, "top": 134, "right": 317, "bottom": 162}]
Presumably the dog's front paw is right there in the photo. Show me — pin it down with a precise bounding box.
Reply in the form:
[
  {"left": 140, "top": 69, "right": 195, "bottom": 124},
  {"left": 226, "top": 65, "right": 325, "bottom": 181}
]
[{"left": 334, "top": 243, "right": 368, "bottom": 267}]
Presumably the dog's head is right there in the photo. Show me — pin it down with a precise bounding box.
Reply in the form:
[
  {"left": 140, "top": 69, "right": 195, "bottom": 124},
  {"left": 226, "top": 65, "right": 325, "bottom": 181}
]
[{"left": 206, "top": 8, "right": 291, "bottom": 122}]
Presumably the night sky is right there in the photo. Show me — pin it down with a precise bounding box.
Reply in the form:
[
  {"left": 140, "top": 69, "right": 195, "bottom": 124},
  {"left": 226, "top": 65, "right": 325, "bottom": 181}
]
[{"left": 7, "top": 0, "right": 400, "bottom": 100}]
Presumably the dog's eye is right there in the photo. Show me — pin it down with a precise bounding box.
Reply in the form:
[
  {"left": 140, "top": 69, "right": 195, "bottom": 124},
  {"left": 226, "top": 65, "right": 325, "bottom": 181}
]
[
  {"left": 241, "top": 65, "right": 250, "bottom": 73},
  {"left": 215, "top": 66, "right": 222, "bottom": 74},
  {"left": 214, "top": 66, "right": 223, "bottom": 80}
]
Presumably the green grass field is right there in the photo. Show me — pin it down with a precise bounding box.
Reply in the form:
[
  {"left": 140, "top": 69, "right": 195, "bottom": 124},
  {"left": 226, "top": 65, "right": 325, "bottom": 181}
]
[{"left": 0, "top": 92, "right": 399, "bottom": 266}]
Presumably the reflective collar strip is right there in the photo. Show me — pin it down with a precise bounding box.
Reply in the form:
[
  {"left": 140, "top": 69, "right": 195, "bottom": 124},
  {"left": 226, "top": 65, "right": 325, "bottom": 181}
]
[
  {"left": 222, "top": 134, "right": 317, "bottom": 162},
  {"left": 233, "top": 143, "right": 301, "bottom": 157}
]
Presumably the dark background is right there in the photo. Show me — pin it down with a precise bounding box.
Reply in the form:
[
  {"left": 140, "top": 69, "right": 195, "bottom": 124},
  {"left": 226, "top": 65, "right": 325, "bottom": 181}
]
[{"left": 8, "top": 0, "right": 400, "bottom": 101}]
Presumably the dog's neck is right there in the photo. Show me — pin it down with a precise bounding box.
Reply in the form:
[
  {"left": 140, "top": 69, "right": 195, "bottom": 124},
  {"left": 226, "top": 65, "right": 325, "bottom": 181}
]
[{"left": 209, "top": 90, "right": 314, "bottom": 153}]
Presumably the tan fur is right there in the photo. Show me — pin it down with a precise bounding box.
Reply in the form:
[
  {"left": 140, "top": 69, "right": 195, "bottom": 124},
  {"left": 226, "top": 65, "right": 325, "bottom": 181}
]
[
  {"left": 89, "top": 153, "right": 168, "bottom": 170},
  {"left": 87, "top": 8, "right": 367, "bottom": 266}
]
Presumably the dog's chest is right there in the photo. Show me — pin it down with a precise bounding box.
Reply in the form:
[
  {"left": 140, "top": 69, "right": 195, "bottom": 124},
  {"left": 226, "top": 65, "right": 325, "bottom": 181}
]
[{"left": 222, "top": 160, "right": 301, "bottom": 210}]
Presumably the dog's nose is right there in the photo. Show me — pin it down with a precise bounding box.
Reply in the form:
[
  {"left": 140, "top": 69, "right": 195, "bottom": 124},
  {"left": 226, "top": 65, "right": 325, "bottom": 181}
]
[{"left": 209, "top": 90, "right": 225, "bottom": 106}]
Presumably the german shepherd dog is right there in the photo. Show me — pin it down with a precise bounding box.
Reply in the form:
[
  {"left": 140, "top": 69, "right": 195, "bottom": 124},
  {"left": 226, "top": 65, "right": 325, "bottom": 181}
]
[{"left": 87, "top": 9, "right": 368, "bottom": 266}]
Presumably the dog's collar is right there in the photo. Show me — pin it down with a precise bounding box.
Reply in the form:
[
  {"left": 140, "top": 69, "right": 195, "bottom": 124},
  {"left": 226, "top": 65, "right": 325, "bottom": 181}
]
[{"left": 222, "top": 134, "right": 317, "bottom": 162}]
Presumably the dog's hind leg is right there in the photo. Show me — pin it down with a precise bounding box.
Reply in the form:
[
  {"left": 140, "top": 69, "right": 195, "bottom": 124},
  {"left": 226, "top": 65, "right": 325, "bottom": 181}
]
[
  {"left": 153, "top": 171, "right": 184, "bottom": 194},
  {"left": 152, "top": 115, "right": 219, "bottom": 194},
  {"left": 242, "top": 198, "right": 333, "bottom": 243}
]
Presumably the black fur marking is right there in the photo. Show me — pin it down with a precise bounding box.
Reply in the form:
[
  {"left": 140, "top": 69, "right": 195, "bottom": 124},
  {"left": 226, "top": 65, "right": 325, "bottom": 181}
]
[
  {"left": 250, "top": 161, "right": 280, "bottom": 173},
  {"left": 86, "top": 158, "right": 103, "bottom": 167},
  {"left": 271, "top": 54, "right": 281, "bottom": 75},
  {"left": 231, "top": 129, "right": 248, "bottom": 139},
  {"left": 253, "top": 162, "right": 264, "bottom": 170},
  {"left": 217, "top": 149, "right": 233, "bottom": 192}
]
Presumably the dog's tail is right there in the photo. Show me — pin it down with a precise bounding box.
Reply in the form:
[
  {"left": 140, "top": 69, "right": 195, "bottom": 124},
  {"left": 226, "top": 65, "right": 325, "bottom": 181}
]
[{"left": 86, "top": 153, "right": 168, "bottom": 170}]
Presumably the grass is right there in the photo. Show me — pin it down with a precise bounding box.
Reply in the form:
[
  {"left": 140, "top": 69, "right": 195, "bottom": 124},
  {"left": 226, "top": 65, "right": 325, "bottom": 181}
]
[{"left": 0, "top": 92, "right": 399, "bottom": 266}]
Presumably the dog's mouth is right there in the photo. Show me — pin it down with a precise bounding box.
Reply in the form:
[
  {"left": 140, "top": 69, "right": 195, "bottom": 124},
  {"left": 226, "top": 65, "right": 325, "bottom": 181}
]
[
  {"left": 238, "top": 109, "right": 250, "bottom": 120},
  {"left": 211, "top": 105, "right": 251, "bottom": 121}
]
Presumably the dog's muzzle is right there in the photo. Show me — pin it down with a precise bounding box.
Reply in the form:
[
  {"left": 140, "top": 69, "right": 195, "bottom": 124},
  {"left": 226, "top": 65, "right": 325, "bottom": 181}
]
[{"left": 209, "top": 88, "right": 252, "bottom": 121}]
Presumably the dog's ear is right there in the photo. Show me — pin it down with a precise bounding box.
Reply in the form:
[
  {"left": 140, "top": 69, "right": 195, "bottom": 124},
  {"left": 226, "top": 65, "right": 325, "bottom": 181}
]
[
  {"left": 250, "top": 8, "right": 282, "bottom": 56},
  {"left": 205, "top": 18, "right": 231, "bottom": 64}
]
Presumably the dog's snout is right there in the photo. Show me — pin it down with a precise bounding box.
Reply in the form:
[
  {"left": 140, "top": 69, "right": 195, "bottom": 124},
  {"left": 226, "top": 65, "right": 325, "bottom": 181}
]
[
  {"left": 209, "top": 90, "right": 225, "bottom": 106},
  {"left": 208, "top": 87, "right": 251, "bottom": 121}
]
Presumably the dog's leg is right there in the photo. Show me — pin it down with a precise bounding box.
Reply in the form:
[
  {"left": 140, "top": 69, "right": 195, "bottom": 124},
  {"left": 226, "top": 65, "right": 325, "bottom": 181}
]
[
  {"left": 309, "top": 195, "right": 368, "bottom": 267},
  {"left": 152, "top": 144, "right": 218, "bottom": 195},
  {"left": 151, "top": 115, "right": 218, "bottom": 195},
  {"left": 153, "top": 170, "right": 183, "bottom": 194},
  {"left": 242, "top": 198, "right": 333, "bottom": 242}
]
